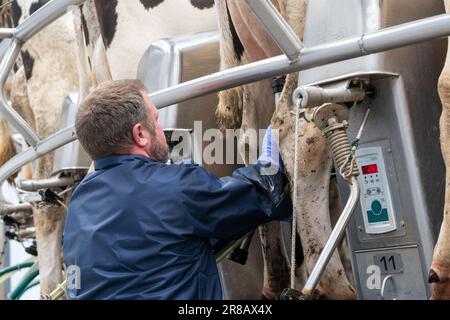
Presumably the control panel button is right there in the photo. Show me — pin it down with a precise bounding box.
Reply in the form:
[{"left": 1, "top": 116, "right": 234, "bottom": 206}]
[{"left": 371, "top": 200, "right": 382, "bottom": 215}]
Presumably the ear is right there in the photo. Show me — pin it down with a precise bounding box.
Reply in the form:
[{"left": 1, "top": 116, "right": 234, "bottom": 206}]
[{"left": 132, "top": 123, "right": 149, "bottom": 147}]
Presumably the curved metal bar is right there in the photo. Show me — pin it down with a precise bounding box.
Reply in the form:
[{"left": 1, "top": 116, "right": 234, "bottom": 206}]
[
  {"left": 245, "top": 0, "right": 304, "bottom": 62},
  {"left": 152, "top": 13, "right": 450, "bottom": 109},
  {"left": 3, "top": 12, "right": 450, "bottom": 187},
  {"left": 381, "top": 274, "right": 395, "bottom": 300},
  {"left": 0, "top": 0, "right": 87, "bottom": 147},
  {"left": 302, "top": 177, "right": 360, "bottom": 297},
  {"left": 0, "top": 40, "right": 40, "bottom": 146},
  {"left": 0, "top": 0, "right": 87, "bottom": 149},
  {"left": 0, "top": 126, "right": 76, "bottom": 185},
  {"left": 14, "top": 0, "right": 87, "bottom": 43},
  {"left": 0, "top": 203, "right": 33, "bottom": 216},
  {"left": 18, "top": 176, "right": 75, "bottom": 192},
  {"left": 0, "top": 28, "right": 15, "bottom": 39}
]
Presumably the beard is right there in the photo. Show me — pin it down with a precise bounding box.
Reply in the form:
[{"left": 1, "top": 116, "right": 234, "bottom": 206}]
[{"left": 149, "top": 135, "right": 169, "bottom": 163}]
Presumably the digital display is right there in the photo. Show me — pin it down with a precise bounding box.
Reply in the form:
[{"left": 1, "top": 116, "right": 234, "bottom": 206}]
[{"left": 362, "top": 164, "right": 378, "bottom": 175}]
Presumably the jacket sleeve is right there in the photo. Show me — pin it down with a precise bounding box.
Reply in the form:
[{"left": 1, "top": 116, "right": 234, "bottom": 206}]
[{"left": 177, "top": 162, "right": 289, "bottom": 241}]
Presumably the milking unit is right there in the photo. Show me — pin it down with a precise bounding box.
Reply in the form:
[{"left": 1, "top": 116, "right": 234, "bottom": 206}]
[
  {"left": 1, "top": 0, "right": 450, "bottom": 300},
  {"left": 291, "top": 0, "right": 447, "bottom": 299}
]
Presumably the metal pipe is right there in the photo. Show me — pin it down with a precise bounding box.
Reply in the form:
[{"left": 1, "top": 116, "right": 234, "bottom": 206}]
[
  {"left": 151, "top": 13, "right": 450, "bottom": 109},
  {"left": 0, "top": 203, "right": 33, "bottom": 216},
  {"left": 43, "top": 279, "right": 66, "bottom": 300},
  {"left": 0, "top": 126, "right": 76, "bottom": 186},
  {"left": 301, "top": 176, "right": 360, "bottom": 297},
  {"left": 0, "top": 28, "right": 15, "bottom": 39},
  {"left": 18, "top": 176, "right": 75, "bottom": 192},
  {"left": 292, "top": 86, "right": 366, "bottom": 109},
  {"left": 3, "top": 13, "right": 450, "bottom": 185},
  {"left": 0, "top": 0, "right": 86, "bottom": 147},
  {"left": 14, "top": 0, "right": 87, "bottom": 43},
  {"left": 0, "top": 40, "right": 40, "bottom": 146},
  {"left": 245, "top": 0, "right": 304, "bottom": 62}
]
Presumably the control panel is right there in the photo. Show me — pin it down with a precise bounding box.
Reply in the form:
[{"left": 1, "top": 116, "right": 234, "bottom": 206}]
[{"left": 355, "top": 147, "right": 397, "bottom": 234}]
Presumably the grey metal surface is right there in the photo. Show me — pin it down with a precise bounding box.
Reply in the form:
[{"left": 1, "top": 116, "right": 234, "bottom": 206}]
[
  {"left": 52, "top": 93, "right": 91, "bottom": 176},
  {"left": 355, "top": 245, "right": 427, "bottom": 299},
  {"left": 245, "top": 0, "right": 303, "bottom": 62},
  {"left": 293, "top": 85, "right": 366, "bottom": 109},
  {"left": 4, "top": 10, "right": 450, "bottom": 185},
  {"left": 299, "top": 0, "right": 446, "bottom": 299},
  {"left": 18, "top": 176, "right": 75, "bottom": 192},
  {"left": 0, "top": 203, "right": 33, "bottom": 216},
  {"left": 0, "top": 28, "right": 15, "bottom": 39}
]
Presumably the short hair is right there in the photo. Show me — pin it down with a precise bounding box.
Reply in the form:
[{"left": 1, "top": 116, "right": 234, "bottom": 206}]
[{"left": 75, "top": 79, "right": 154, "bottom": 159}]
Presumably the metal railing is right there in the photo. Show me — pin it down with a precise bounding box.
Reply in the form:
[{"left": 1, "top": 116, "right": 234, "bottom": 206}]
[
  {"left": 2, "top": 0, "right": 450, "bottom": 299},
  {"left": 2, "top": 0, "right": 450, "bottom": 186}
]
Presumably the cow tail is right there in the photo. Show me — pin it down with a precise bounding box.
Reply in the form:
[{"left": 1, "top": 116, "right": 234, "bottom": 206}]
[
  {"left": 0, "top": 116, "right": 18, "bottom": 184},
  {"left": 215, "top": 0, "right": 244, "bottom": 131}
]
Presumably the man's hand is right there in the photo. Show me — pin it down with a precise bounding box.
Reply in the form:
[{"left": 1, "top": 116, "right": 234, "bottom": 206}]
[{"left": 258, "top": 125, "right": 284, "bottom": 174}]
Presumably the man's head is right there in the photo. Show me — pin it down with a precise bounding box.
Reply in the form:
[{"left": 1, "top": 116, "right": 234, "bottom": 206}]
[{"left": 75, "top": 79, "right": 169, "bottom": 162}]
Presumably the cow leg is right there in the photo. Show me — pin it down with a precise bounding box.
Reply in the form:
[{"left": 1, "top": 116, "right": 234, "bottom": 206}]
[
  {"left": 259, "top": 222, "right": 290, "bottom": 299},
  {"left": 29, "top": 152, "right": 66, "bottom": 296},
  {"left": 239, "top": 80, "right": 290, "bottom": 300},
  {"left": 74, "top": 0, "right": 110, "bottom": 96},
  {"left": 273, "top": 73, "right": 356, "bottom": 299},
  {"left": 0, "top": 117, "right": 17, "bottom": 184},
  {"left": 215, "top": 0, "right": 244, "bottom": 131},
  {"left": 10, "top": 66, "right": 36, "bottom": 131},
  {"left": 33, "top": 205, "right": 66, "bottom": 295},
  {"left": 430, "top": 12, "right": 450, "bottom": 296},
  {"left": 216, "top": 0, "right": 290, "bottom": 299},
  {"left": 92, "top": 36, "right": 112, "bottom": 85}
]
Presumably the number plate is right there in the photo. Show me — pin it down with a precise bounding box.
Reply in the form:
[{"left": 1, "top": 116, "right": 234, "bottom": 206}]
[{"left": 373, "top": 253, "right": 403, "bottom": 274}]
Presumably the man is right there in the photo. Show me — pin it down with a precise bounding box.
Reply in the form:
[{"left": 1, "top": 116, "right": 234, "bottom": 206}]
[{"left": 63, "top": 79, "right": 289, "bottom": 300}]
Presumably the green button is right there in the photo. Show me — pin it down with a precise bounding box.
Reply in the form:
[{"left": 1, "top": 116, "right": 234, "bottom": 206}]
[{"left": 371, "top": 200, "right": 382, "bottom": 215}]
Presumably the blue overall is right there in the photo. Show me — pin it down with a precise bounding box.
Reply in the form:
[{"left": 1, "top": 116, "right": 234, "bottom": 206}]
[{"left": 63, "top": 154, "right": 288, "bottom": 300}]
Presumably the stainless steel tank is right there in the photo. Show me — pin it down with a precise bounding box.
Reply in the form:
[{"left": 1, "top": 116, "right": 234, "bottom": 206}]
[{"left": 299, "top": 0, "right": 446, "bottom": 299}]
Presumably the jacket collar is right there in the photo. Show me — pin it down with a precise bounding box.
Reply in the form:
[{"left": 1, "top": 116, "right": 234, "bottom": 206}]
[{"left": 94, "top": 154, "right": 158, "bottom": 171}]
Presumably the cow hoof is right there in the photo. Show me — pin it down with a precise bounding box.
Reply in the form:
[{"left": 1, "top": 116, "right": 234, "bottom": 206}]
[
  {"left": 429, "top": 266, "right": 450, "bottom": 300},
  {"left": 428, "top": 268, "right": 440, "bottom": 283},
  {"left": 261, "top": 288, "right": 278, "bottom": 300}
]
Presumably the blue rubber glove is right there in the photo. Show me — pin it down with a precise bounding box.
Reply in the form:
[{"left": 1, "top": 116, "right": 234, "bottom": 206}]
[{"left": 257, "top": 126, "right": 284, "bottom": 175}]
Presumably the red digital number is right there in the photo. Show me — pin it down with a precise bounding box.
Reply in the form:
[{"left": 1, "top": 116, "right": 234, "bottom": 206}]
[{"left": 362, "top": 164, "right": 378, "bottom": 175}]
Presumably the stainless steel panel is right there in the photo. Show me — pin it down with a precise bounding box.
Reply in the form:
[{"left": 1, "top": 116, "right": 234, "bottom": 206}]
[
  {"left": 52, "top": 92, "right": 91, "bottom": 176},
  {"left": 300, "top": 0, "right": 447, "bottom": 299},
  {"left": 354, "top": 246, "right": 427, "bottom": 300}
]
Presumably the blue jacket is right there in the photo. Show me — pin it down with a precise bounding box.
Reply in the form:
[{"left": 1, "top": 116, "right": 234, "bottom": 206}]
[{"left": 63, "top": 154, "right": 287, "bottom": 300}]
